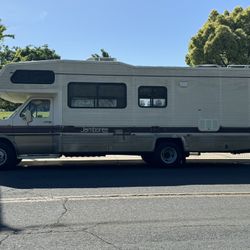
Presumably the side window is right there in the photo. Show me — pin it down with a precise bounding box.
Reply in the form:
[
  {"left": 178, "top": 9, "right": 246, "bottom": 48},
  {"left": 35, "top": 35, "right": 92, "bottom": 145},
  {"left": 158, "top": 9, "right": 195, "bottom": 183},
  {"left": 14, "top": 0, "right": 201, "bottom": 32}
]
[
  {"left": 98, "top": 84, "right": 126, "bottom": 108},
  {"left": 69, "top": 83, "right": 96, "bottom": 108},
  {"left": 68, "top": 83, "right": 127, "bottom": 108},
  {"left": 20, "top": 100, "right": 50, "bottom": 118},
  {"left": 138, "top": 86, "right": 167, "bottom": 108}
]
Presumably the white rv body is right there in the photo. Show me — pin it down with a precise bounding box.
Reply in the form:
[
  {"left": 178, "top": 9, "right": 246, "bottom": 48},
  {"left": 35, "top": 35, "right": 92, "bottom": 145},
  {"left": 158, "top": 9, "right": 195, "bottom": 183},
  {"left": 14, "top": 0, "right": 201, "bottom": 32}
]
[{"left": 0, "top": 60, "right": 250, "bottom": 168}]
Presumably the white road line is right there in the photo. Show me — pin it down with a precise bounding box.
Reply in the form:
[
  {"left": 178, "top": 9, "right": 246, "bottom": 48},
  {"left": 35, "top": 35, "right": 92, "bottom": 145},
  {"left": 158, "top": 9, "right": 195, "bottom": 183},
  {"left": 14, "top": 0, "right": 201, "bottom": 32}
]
[{"left": 1, "top": 192, "right": 250, "bottom": 203}]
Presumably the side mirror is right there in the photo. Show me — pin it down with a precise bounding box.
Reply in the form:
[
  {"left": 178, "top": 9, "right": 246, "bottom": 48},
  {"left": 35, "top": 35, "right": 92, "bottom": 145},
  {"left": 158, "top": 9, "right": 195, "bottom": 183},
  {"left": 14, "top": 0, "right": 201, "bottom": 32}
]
[{"left": 23, "top": 110, "right": 33, "bottom": 124}]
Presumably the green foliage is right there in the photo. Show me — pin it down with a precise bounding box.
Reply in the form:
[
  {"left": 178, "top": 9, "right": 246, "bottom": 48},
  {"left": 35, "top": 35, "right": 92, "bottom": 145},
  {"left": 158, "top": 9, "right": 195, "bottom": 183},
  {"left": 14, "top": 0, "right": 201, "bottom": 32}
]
[
  {"left": 0, "top": 45, "right": 60, "bottom": 69},
  {"left": 186, "top": 6, "right": 250, "bottom": 66},
  {"left": 0, "top": 45, "right": 15, "bottom": 68},
  {"left": 0, "top": 19, "right": 14, "bottom": 41},
  {"left": 0, "top": 20, "right": 14, "bottom": 68},
  {"left": 0, "top": 111, "right": 13, "bottom": 120},
  {"left": 0, "top": 100, "right": 18, "bottom": 111},
  {"left": 12, "top": 44, "right": 60, "bottom": 62},
  {"left": 91, "top": 49, "right": 111, "bottom": 59}
]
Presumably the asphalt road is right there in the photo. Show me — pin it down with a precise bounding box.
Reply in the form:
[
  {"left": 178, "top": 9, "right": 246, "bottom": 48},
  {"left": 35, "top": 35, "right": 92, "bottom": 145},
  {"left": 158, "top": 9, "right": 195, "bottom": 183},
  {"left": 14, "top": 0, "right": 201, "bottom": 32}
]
[{"left": 0, "top": 156, "right": 250, "bottom": 249}]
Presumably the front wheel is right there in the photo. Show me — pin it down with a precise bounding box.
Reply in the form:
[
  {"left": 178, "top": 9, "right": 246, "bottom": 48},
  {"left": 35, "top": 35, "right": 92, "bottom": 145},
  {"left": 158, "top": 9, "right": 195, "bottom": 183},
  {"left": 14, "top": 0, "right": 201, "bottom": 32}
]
[
  {"left": 0, "top": 142, "right": 17, "bottom": 170},
  {"left": 154, "top": 142, "right": 184, "bottom": 167}
]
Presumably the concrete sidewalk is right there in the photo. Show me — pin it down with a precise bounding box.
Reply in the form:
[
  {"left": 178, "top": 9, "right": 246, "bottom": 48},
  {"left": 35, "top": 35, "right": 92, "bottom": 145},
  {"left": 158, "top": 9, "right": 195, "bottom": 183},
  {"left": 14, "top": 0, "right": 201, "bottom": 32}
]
[
  {"left": 188, "top": 153, "right": 250, "bottom": 160},
  {"left": 21, "top": 153, "right": 250, "bottom": 165}
]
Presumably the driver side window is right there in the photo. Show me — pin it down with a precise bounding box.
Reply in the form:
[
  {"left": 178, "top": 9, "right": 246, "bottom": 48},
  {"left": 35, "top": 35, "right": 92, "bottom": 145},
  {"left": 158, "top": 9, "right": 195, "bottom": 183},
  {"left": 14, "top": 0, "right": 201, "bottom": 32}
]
[{"left": 20, "top": 99, "right": 50, "bottom": 119}]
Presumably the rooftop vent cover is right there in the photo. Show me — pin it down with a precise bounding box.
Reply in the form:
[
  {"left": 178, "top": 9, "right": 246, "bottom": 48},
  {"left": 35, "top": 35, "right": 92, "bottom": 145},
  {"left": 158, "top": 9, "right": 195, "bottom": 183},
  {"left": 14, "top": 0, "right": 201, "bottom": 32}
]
[
  {"left": 227, "top": 65, "right": 250, "bottom": 68},
  {"left": 86, "top": 57, "right": 117, "bottom": 62},
  {"left": 196, "top": 64, "right": 221, "bottom": 68}
]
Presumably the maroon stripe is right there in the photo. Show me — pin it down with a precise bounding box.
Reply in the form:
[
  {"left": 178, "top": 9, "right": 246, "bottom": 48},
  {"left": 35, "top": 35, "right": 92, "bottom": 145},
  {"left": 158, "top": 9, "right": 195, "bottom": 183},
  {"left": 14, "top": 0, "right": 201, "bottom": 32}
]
[{"left": 0, "top": 126, "right": 250, "bottom": 134}]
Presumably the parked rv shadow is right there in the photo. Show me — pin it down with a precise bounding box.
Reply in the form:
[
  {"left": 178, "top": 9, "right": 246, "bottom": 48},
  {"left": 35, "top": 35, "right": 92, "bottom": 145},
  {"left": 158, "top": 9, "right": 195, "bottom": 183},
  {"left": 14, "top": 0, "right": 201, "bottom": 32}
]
[{"left": 1, "top": 159, "right": 250, "bottom": 189}]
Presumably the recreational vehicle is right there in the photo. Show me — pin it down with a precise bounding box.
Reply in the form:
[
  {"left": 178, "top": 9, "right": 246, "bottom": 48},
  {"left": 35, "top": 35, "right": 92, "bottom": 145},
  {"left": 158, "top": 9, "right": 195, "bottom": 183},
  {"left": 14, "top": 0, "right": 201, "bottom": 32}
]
[{"left": 0, "top": 59, "right": 250, "bottom": 169}]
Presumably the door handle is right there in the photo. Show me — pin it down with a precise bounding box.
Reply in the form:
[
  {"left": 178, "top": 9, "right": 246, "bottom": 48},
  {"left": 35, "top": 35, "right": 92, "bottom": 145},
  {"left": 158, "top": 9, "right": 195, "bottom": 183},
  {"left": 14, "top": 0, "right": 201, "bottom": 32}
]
[{"left": 43, "top": 121, "right": 52, "bottom": 124}]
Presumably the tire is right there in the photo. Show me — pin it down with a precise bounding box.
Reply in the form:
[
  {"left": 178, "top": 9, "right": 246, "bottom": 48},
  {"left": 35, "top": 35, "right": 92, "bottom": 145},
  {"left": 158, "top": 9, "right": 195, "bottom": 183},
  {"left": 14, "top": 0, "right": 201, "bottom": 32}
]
[
  {"left": 154, "top": 142, "right": 184, "bottom": 167},
  {"left": 141, "top": 153, "right": 155, "bottom": 165},
  {"left": 0, "top": 142, "right": 18, "bottom": 170}
]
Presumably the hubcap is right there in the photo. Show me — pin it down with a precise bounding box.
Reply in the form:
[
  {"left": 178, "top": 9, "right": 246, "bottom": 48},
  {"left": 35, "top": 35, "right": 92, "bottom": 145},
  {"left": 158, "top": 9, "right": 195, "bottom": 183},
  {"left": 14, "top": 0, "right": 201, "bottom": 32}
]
[
  {"left": 160, "top": 147, "right": 177, "bottom": 164},
  {"left": 0, "top": 148, "right": 7, "bottom": 166}
]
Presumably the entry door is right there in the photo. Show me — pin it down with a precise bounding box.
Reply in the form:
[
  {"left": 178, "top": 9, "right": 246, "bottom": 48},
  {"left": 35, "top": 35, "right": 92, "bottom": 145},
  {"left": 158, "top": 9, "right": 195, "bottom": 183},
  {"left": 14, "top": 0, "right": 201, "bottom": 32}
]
[{"left": 12, "top": 98, "right": 55, "bottom": 155}]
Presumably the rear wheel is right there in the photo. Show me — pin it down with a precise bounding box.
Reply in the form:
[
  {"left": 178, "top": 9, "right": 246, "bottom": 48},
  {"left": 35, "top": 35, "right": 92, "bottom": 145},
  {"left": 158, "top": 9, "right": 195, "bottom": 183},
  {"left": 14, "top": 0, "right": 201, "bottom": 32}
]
[
  {"left": 154, "top": 142, "right": 184, "bottom": 167},
  {"left": 0, "top": 142, "right": 18, "bottom": 170}
]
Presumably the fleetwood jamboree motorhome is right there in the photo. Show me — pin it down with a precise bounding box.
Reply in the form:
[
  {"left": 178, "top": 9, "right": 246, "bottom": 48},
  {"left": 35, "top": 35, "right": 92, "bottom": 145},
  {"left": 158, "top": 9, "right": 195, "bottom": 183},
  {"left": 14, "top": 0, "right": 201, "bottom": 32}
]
[{"left": 0, "top": 59, "right": 250, "bottom": 169}]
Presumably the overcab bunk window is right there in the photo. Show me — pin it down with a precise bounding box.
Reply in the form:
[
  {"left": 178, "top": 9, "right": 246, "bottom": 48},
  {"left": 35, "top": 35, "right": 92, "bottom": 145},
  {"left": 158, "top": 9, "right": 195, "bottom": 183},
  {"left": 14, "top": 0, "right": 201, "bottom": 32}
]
[
  {"left": 68, "top": 82, "right": 127, "bottom": 108},
  {"left": 138, "top": 86, "right": 167, "bottom": 108},
  {"left": 11, "top": 70, "right": 55, "bottom": 84}
]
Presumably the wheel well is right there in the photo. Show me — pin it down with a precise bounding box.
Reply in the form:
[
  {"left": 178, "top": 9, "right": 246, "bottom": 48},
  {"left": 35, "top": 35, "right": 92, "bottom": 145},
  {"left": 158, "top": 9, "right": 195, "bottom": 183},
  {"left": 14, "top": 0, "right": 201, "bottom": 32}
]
[
  {"left": 0, "top": 138, "right": 17, "bottom": 156},
  {"left": 155, "top": 138, "right": 184, "bottom": 152}
]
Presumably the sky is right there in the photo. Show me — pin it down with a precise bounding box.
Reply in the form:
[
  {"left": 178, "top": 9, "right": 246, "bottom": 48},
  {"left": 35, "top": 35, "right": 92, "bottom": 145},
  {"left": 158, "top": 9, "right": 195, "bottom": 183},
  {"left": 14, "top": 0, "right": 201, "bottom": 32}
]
[{"left": 1, "top": 0, "right": 250, "bottom": 66}]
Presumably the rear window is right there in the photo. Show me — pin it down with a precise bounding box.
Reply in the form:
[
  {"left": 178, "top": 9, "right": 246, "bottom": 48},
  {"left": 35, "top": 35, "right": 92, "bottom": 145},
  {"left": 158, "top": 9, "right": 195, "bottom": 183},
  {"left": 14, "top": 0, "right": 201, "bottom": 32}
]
[{"left": 11, "top": 70, "right": 55, "bottom": 84}]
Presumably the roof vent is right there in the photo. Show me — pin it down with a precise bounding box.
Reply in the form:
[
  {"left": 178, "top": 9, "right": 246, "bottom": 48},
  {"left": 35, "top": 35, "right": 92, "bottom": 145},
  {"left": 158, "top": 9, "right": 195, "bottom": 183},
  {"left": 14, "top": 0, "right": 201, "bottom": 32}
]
[
  {"left": 227, "top": 65, "right": 250, "bottom": 68},
  {"left": 86, "top": 57, "right": 117, "bottom": 62},
  {"left": 196, "top": 64, "right": 221, "bottom": 68}
]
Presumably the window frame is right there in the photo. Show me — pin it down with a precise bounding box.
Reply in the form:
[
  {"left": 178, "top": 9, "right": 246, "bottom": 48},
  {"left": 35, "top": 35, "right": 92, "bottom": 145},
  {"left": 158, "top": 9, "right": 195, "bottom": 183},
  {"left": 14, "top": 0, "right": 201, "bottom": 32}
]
[
  {"left": 138, "top": 86, "right": 168, "bottom": 108},
  {"left": 68, "top": 82, "right": 127, "bottom": 109}
]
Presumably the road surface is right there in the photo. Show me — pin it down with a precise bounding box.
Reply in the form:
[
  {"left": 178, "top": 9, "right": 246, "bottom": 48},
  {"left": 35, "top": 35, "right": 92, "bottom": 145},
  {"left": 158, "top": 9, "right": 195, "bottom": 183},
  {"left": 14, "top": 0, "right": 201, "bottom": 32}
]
[{"left": 0, "top": 154, "right": 250, "bottom": 249}]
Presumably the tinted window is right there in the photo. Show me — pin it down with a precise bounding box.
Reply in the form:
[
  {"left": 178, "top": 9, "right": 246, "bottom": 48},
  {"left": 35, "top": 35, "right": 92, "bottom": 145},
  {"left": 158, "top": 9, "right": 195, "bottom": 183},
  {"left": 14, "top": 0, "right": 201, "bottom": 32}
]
[
  {"left": 11, "top": 70, "right": 55, "bottom": 84},
  {"left": 139, "top": 86, "right": 167, "bottom": 108},
  {"left": 68, "top": 82, "right": 127, "bottom": 108}
]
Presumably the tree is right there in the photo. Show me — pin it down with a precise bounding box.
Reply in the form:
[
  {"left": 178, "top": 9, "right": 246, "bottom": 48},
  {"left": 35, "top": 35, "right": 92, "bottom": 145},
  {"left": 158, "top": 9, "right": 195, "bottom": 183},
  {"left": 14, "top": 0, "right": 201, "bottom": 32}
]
[
  {"left": 91, "top": 49, "right": 111, "bottom": 59},
  {"left": 0, "top": 45, "right": 60, "bottom": 69},
  {"left": 12, "top": 44, "right": 60, "bottom": 62},
  {"left": 186, "top": 6, "right": 250, "bottom": 66},
  {"left": 0, "top": 19, "right": 14, "bottom": 41},
  {"left": 0, "top": 45, "right": 15, "bottom": 68},
  {"left": 0, "top": 21, "right": 15, "bottom": 110},
  {"left": 0, "top": 20, "right": 14, "bottom": 68}
]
